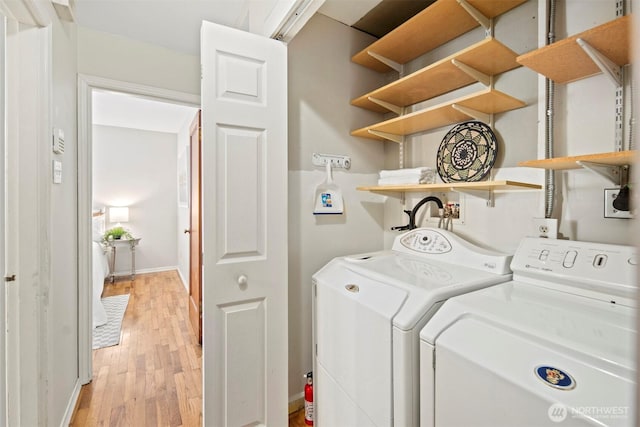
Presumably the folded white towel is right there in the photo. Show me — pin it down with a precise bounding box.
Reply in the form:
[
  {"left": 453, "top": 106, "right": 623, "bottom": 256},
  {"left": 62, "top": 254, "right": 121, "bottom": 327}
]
[
  {"left": 378, "top": 173, "right": 436, "bottom": 186},
  {"left": 379, "top": 167, "right": 433, "bottom": 178}
]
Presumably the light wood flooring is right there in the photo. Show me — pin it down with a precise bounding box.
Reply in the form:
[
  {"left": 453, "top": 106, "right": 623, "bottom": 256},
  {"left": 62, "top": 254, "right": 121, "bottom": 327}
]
[
  {"left": 70, "top": 271, "right": 202, "bottom": 426},
  {"left": 70, "top": 271, "right": 307, "bottom": 427}
]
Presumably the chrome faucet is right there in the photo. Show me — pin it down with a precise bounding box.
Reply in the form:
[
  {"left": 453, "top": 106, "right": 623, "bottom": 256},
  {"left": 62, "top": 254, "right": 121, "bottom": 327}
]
[{"left": 391, "top": 196, "right": 444, "bottom": 231}]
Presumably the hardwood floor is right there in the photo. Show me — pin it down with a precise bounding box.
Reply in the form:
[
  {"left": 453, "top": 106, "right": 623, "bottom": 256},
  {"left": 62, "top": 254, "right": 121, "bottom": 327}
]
[
  {"left": 70, "top": 271, "right": 202, "bottom": 427},
  {"left": 70, "top": 270, "right": 305, "bottom": 426},
  {"left": 289, "top": 409, "right": 307, "bottom": 427}
]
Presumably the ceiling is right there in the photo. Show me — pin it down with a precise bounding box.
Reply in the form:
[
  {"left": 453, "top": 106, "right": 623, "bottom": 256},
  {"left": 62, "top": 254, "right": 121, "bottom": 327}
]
[
  {"left": 92, "top": 90, "right": 198, "bottom": 134},
  {"left": 79, "top": 0, "right": 430, "bottom": 132},
  {"left": 75, "top": 0, "right": 430, "bottom": 55}
]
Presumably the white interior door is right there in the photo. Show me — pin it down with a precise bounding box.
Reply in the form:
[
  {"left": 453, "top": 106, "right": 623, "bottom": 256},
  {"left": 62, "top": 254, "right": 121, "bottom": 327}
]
[
  {"left": 0, "top": 13, "right": 6, "bottom": 426},
  {"left": 200, "top": 21, "right": 288, "bottom": 426}
]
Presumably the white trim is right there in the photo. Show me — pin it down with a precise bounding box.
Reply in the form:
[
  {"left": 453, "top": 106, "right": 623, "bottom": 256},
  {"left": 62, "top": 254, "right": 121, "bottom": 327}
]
[
  {"left": 114, "top": 265, "right": 179, "bottom": 276},
  {"left": 40, "top": 23, "right": 53, "bottom": 426},
  {"left": 59, "top": 380, "right": 81, "bottom": 427},
  {"left": 0, "top": 12, "right": 6, "bottom": 427},
  {"left": 269, "top": 0, "right": 324, "bottom": 42},
  {"left": 77, "top": 74, "right": 200, "bottom": 384},
  {"left": 176, "top": 266, "right": 189, "bottom": 291},
  {"left": 0, "top": 0, "right": 50, "bottom": 26}
]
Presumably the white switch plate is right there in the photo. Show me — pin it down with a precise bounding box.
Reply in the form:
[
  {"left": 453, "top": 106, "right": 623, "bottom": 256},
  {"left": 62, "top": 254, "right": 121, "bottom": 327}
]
[
  {"left": 53, "top": 160, "right": 62, "bottom": 184},
  {"left": 532, "top": 218, "right": 557, "bottom": 239}
]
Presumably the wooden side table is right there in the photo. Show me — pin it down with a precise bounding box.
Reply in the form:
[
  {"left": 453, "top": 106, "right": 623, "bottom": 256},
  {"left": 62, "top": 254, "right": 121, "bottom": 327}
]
[{"left": 104, "top": 237, "right": 141, "bottom": 282}]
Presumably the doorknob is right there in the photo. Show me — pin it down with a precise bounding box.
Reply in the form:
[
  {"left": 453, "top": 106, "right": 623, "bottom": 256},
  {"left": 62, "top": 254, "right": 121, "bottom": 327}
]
[
  {"left": 237, "top": 275, "right": 248, "bottom": 286},
  {"left": 184, "top": 229, "right": 190, "bottom": 234},
  {"left": 4, "top": 274, "right": 16, "bottom": 282}
]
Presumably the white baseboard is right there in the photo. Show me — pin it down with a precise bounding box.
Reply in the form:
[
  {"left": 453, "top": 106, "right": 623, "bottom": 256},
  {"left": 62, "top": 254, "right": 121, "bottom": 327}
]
[
  {"left": 176, "top": 268, "right": 188, "bottom": 291},
  {"left": 60, "top": 379, "right": 82, "bottom": 427},
  {"left": 113, "top": 266, "right": 177, "bottom": 276},
  {"left": 289, "top": 391, "right": 304, "bottom": 414}
]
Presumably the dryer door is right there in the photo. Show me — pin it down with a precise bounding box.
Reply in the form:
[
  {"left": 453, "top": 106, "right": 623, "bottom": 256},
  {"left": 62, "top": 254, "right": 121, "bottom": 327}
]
[
  {"left": 432, "top": 317, "right": 634, "bottom": 427},
  {"left": 315, "top": 268, "right": 407, "bottom": 427}
]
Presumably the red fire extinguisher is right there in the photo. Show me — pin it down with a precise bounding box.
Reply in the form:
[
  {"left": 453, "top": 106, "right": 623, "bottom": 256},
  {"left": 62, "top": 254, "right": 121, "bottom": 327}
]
[{"left": 304, "top": 372, "right": 314, "bottom": 425}]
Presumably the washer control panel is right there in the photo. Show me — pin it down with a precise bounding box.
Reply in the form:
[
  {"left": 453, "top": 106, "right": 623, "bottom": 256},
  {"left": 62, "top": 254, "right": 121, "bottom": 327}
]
[
  {"left": 399, "top": 229, "right": 452, "bottom": 254},
  {"left": 511, "top": 237, "right": 636, "bottom": 300},
  {"left": 391, "top": 228, "right": 512, "bottom": 275}
]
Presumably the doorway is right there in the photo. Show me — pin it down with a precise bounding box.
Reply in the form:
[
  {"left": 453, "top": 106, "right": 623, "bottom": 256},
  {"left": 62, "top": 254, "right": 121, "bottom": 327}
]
[{"left": 77, "top": 75, "right": 200, "bottom": 382}]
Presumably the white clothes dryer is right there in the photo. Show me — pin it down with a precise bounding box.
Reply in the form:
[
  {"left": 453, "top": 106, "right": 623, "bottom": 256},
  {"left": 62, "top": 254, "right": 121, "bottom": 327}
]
[
  {"left": 312, "top": 228, "right": 513, "bottom": 427},
  {"left": 420, "top": 237, "right": 636, "bottom": 427}
]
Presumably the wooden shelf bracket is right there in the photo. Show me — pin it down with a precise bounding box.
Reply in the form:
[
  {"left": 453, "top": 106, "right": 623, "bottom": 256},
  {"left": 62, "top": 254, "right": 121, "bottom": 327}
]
[
  {"left": 575, "top": 38, "right": 623, "bottom": 86},
  {"left": 456, "top": 0, "right": 492, "bottom": 35},
  {"left": 367, "top": 51, "right": 403, "bottom": 73},
  {"left": 452, "top": 103, "right": 491, "bottom": 124},
  {"left": 368, "top": 129, "right": 405, "bottom": 144},
  {"left": 451, "top": 59, "right": 491, "bottom": 86},
  {"left": 451, "top": 187, "right": 495, "bottom": 207},
  {"left": 576, "top": 160, "right": 624, "bottom": 185},
  {"left": 368, "top": 97, "right": 404, "bottom": 115}
]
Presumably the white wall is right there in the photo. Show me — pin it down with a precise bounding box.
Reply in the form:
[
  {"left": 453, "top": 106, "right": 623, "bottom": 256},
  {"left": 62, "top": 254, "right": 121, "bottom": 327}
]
[
  {"left": 77, "top": 26, "right": 200, "bottom": 95},
  {"left": 4, "top": 3, "right": 79, "bottom": 425},
  {"left": 49, "top": 14, "right": 79, "bottom": 426},
  {"left": 93, "top": 125, "right": 179, "bottom": 273},
  {"left": 287, "top": 13, "right": 388, "bottom": 399},
  {"left": 378, "top": 1, "right": 634, "bottom": 252}
]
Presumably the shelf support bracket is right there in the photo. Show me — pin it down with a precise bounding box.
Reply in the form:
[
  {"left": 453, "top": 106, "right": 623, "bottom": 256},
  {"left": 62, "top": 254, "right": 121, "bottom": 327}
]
[
  {"left": 451, "top": 59, "right": 491, "bottom": 87},
  {"left": 367, "top": 51, "right": 403, "bottom": 74},
  {"left": 368, "top": 97, "right": 404, "bottom": 116},
  {"left": 456, "top": 0, "right": 491, "bottom": 32},
  {"left": 575, "top": 38, "right": 623, "bottom": 87},
  {"left": 452, "top": 103, "right": 491, "bottom": 124},
  {"left": 451, "top": 188, "right": 495, "bottom": 207},
  {"left": 576, "top": 160, "right": 623, "bottom": 185},
  {"left": 368, "top": 129, "right": 404, "bottom": 144}
]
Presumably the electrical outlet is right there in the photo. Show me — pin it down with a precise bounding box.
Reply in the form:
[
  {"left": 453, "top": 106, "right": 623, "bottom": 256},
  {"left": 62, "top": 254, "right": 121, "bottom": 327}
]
[
  {"left": 532, "top": 218, "right": 558, "bottom": 239},
  {"left": 604, "top": 188, "right": 634, "bottom": 219}
]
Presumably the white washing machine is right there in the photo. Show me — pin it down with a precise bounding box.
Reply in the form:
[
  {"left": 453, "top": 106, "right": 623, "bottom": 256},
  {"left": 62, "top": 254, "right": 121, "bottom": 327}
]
[
  {"left": 312, "top": 228, "right": 513, "bottom": 427},
  {"left": 420, "top": 237, "right": 637, "bottom": 427}
]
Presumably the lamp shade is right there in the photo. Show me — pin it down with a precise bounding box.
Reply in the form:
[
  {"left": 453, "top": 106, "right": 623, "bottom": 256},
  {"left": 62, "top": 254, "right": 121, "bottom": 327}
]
[{"left": 109, "top": 206, "right": 129, "bottom": 223}]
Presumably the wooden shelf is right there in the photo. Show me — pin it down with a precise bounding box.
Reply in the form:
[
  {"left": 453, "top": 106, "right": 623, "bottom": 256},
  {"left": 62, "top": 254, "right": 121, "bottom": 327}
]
[
  {"left": 516, "top": 15, "right": 631, "bottom": 84},
  {"left": 351, "top": 88, "right": 526, "bottom": 141},
  {"left": 357, "top": 180, "right": 542, "bottom": 193},
  {"left": 518, "top": 150, "right": 637, "bottom": 170},
  {"left": 352, "top": 37, "right": 521, "bottom": 113},
  {"left": 352, "top": 0, "right": 528, "bottom": 72}
]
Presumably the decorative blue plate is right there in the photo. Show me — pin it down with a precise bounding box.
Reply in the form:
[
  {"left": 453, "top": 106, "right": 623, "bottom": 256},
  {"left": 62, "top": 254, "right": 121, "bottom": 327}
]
[{"left": 436, "top": 121, "right": 498, "bottom": 183}]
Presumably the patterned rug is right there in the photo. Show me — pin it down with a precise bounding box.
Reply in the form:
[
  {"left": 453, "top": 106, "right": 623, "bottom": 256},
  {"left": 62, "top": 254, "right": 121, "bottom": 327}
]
[{"left": 92, "top": 294, "right": 130, "bottom": 350}]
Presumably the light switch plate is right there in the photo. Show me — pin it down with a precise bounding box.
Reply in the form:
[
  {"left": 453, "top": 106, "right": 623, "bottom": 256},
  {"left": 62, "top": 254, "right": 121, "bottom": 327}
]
[{"left": 53, "top": 160, "right": 62, "bottom": 184}]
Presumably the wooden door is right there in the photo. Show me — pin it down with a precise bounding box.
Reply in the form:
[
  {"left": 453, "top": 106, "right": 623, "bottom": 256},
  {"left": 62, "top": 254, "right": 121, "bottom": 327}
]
[
  {"left": 201, "top": 21, "right": 288, "bottom": 426},
  {"left": 188, "top": 111, "right": 202, "bottom": 344}
]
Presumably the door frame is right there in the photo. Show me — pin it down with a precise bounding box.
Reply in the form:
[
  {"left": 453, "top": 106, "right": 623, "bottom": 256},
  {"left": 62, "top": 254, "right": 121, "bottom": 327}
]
[
  {"left": 77, "top": 74, "right": 200, "bottom": 383},
  {"left": 0, "top": 13, "right": 6, "bottom": 426}
]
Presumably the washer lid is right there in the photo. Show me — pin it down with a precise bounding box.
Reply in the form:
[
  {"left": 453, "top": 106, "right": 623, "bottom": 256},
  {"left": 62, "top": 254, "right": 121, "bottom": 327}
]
[
  {"left": 431, "top": 316, "right": 634, "bottom": 427},
  {"left": 420, "top": 281, "right": 636, "bottom": 375},
  {"left": 315, "top": 252, "right": 511, "bottom": 330}
]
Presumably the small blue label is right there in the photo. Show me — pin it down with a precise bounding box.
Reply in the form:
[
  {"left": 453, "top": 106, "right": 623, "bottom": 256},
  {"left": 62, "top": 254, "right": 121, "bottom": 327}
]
[
  {"left": 321, "top": 193, "right": 333, "bottom": 207},
  {"left": 535, "top": 366, "right": 576, "bottom": 390}
]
